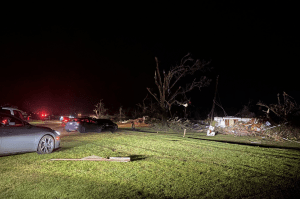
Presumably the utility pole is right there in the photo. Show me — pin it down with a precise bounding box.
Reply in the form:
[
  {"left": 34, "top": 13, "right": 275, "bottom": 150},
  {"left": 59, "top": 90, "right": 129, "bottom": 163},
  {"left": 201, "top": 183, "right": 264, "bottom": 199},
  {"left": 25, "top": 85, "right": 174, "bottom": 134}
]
[{"left": 210, "top": 75, "right": 219, "bottom": 124}]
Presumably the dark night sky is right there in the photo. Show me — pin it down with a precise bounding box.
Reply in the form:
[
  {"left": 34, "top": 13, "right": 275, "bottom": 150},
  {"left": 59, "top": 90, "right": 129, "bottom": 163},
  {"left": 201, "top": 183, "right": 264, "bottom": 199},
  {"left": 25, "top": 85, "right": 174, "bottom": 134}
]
[{"left": 1, "top": 2, "right": 299, "bottom": 116}]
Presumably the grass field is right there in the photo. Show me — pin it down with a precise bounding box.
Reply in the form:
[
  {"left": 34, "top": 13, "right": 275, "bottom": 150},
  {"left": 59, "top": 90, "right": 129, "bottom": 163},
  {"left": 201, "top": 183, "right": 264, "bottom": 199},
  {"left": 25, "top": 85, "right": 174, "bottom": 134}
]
[{"left": 1, "top": 128, "right": 300, "bottom": 198}]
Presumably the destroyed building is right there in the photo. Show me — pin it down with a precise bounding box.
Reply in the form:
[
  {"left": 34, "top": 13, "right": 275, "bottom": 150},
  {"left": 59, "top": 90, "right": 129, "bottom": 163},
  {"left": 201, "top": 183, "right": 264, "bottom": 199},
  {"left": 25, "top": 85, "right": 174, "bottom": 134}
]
[{"left": 213, "top": 116, "right": 271, "bottom": 136}]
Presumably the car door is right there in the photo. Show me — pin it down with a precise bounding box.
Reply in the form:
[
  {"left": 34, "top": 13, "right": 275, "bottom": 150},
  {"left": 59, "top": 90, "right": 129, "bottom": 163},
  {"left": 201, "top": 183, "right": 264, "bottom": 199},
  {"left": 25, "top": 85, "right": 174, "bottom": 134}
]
[
  {"left": 0, "top": 115, "right": 36, "bottom": 154},
  {"left": 96, "top": 119, "right": 111, "bottom": 130},
  {"left": 100, "top": 119, "right": 114, "bottom": 130},
  {"left": 79, "top": 118, "right": 91, "bottom": 132},
  {"left": 85, "top": 119, "right": 99, "bottom": 132},
  {"left": 105, "top": 120, "right": 115, "bottom": 129}
]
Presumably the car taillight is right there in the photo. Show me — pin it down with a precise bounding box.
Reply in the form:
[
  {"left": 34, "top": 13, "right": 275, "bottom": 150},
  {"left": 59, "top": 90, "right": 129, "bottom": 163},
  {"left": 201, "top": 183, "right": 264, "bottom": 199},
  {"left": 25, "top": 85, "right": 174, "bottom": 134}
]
[{"left": 56, "top": 136, "right": 60, "bottom": 140}]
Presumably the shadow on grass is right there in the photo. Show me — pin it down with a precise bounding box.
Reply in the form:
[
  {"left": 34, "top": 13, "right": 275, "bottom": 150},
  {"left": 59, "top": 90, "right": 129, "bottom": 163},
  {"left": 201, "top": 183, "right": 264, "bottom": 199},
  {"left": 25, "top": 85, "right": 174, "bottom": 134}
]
[
  {"left": 0, "top": 147, "right": 63, "bottom": 157},
  {"left": 53, "top": 146, "right": 74, "bottom": 153},
  {"left": 120, "top": 127, "right": 300, "bottom": 152},
  {"left": 0, "top": 152, "right": 30, "bottom": 157},
  {"left": 119, "top": 128, "right": 157, "bottom": 134},
  {"left": 129, "top": 155, "right": 148, "bottom": 161},
  {"left": 187, "top": 136, "right": 300, "bottom": 152}
]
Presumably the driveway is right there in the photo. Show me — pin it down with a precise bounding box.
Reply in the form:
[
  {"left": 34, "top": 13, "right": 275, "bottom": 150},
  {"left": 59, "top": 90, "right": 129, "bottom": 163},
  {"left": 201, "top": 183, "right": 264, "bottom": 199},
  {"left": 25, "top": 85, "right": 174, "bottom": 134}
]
[{"left": 30, "top": 120, "right": 79, "bottom": 137}]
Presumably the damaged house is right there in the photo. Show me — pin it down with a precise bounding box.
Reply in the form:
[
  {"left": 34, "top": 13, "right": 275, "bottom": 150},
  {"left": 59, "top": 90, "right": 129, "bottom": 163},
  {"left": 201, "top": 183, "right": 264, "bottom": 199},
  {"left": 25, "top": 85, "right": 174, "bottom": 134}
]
[{"left": 213, "top": 116, "right": 271, "bottom": 136}]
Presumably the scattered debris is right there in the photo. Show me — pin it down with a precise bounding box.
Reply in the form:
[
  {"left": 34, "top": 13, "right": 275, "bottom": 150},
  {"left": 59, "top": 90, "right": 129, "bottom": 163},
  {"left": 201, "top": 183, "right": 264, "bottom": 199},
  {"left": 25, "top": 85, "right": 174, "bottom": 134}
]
[
  {"left": 282, "top": 138, "right": 300, "bottom": 143},
  {"left": 214, "top": 117, "right": 252, "bottom": 128},
  {"left": 214, "top": 117, "right": 268, "bottom": 136},
  {"left": 207, "top": 126, "right": 215, "bottom": 136},
  {"left": 140, "top": 116, "right": 299, "bottom": 141},
  {"left": 212, "top": 116, "right": 300, "bottom": 141}
]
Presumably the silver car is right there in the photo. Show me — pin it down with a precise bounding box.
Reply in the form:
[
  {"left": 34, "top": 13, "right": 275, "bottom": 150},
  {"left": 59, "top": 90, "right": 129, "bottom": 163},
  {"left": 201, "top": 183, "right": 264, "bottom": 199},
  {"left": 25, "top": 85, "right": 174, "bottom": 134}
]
[{"left": 0, "top": 113, "right": 60, "bottom": 155}]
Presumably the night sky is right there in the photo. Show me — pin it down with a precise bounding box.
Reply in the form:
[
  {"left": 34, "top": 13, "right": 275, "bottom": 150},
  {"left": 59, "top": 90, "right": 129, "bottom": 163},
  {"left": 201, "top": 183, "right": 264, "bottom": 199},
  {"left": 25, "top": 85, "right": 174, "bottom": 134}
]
[{"left": 1, "top": 3, "right": 299, "bottom": 117}]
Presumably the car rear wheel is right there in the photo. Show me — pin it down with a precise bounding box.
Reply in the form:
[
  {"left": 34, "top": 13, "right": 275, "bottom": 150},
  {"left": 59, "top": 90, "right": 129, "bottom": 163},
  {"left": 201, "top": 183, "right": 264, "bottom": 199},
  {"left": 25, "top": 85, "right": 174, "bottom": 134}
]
[
  {"left": 66, "top": 129, "right": 71, "bottom": 132},
  {"left": 111, "top": 125, "right": 118, "bottom": 133},
  {"left": 37, "top": 135, "right": 54, "bottom": 154},
  {"left": 78, "top": 126, "right": 86, "bottom": 133}
]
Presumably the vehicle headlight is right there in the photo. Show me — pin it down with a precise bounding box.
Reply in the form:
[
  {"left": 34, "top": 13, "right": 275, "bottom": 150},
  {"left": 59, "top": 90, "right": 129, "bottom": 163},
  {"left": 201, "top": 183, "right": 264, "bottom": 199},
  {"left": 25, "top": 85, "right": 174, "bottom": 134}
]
[{"left": 55, "top": 130, "right": 61, "bottom": 135}]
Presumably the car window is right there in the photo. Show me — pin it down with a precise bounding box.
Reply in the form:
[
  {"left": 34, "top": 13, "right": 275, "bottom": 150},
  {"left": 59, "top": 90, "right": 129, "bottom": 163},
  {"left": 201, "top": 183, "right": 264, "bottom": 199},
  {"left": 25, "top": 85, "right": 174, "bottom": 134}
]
[
  {"left": 0, "top": 115, "right": 24, "bottom": 127},
  {"left": 13, "top": 110, "right": 25, "bottom": 120}
]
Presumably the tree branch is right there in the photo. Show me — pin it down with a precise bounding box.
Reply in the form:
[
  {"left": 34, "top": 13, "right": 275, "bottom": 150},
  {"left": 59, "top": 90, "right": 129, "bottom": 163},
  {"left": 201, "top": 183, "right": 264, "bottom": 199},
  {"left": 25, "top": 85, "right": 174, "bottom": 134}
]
[
  {"left": 147, "top": 88, "right": 160, "bottom": 104},
  {"left": 147, "top": 53, "right": 211, "bottom": 121}
]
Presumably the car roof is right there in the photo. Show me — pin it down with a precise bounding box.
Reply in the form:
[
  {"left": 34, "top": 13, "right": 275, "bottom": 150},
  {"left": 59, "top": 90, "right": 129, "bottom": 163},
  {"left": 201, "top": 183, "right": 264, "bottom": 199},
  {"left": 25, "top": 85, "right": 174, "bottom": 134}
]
[
  {"left": 1, "top": 107, "right": 26, "bottom": 114},
  {"left": 0, "top": 112, "right": 27, "bottom": 121},
  {"left": 1, "top": 107, "right": 20, "bottom": 110}
]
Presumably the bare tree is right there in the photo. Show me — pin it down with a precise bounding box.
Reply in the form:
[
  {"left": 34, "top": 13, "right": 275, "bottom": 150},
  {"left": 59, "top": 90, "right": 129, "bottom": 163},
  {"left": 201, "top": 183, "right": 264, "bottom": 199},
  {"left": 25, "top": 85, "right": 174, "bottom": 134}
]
[
  {"left": 175, "top": 95, "right": 192, "bottom": 119},
  {"left": 94, "top": 99, "right": 107, "bottom": 119},
  {"left": 136, "top": 94, "right": 160, "bottom": 118},
  {"left": 147, "top": 53, "right": 211, "bottom": 125},
  {"left": 235, "top": 100, "right": 255, "bottom": 118},
  {"left": 136, "top": 94, "right": 149, "bottom": 115},
  {"left": 257, "top": 92, "right": 298, "bottom": 122},
  {"left": 119, "top": 106, "right": 123, "bottom": 120}
]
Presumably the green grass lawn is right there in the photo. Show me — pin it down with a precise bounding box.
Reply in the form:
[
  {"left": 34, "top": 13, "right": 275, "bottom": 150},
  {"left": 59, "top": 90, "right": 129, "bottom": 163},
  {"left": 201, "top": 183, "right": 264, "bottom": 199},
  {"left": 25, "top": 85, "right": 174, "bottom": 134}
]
[{"left": 1, "top": 128, "right": 300, "bottom": 198}]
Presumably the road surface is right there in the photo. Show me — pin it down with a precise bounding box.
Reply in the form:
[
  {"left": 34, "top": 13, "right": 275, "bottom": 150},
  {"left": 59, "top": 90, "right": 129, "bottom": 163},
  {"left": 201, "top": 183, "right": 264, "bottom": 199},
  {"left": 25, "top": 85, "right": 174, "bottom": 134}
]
[{"left": 30, "top": 120, "right": 79, "bottom": 137}]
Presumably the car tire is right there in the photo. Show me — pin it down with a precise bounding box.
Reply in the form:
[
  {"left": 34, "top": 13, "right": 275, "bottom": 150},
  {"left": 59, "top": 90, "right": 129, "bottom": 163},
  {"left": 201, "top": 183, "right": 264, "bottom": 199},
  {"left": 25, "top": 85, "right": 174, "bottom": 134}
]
[
  {"left": 97, "top": 127, "right": 102, "bottom": 133},
  {"left": 78, "top": 126, "right": 86, "bottom": 133},
  {"left": 37, "top": 135, "right": 55, "bottom": 154},
  {"left": 111, "top": 125, "right": 118, "bottom": 133},
  {"left": 66, "top": 129, "right": 71, "bottom": 132}
]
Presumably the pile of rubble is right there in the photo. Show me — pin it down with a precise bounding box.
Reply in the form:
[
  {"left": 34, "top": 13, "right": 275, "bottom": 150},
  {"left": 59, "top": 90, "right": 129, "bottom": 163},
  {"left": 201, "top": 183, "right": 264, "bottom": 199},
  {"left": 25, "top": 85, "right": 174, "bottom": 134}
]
[
  {"left": 118, "top": 116, "right": 151, "bottom": 128},
  {"left": 147, "top": 117, "right": 207, "bottom": 132},
  {"left": 215, "top": 117, "right": 273, "bottom": 137}
]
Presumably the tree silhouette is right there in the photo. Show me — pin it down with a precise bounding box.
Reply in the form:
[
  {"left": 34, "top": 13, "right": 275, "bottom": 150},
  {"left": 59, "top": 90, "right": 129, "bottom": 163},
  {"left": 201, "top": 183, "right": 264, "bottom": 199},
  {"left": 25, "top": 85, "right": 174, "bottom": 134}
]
[{"left": 147, "top": 53, "right": 211, "bottom": 126}]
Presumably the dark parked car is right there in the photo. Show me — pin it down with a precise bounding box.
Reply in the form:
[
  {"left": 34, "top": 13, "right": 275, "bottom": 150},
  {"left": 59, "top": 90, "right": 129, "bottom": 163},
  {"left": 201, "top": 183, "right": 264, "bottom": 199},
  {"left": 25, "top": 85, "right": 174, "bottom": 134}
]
[
  {"left": 65, "top": 117, "right": 118, "bottom": 133},
  {"left": 0, "top": 113, "right": 60, "bottom": 155}
]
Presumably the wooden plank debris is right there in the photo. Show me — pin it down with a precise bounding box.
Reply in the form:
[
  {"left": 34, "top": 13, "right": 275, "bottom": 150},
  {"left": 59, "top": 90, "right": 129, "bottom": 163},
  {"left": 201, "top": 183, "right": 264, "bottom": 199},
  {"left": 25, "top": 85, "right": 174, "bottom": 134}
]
[{"left": 50, "top": 155, "right": 130, "bottom": 162}]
